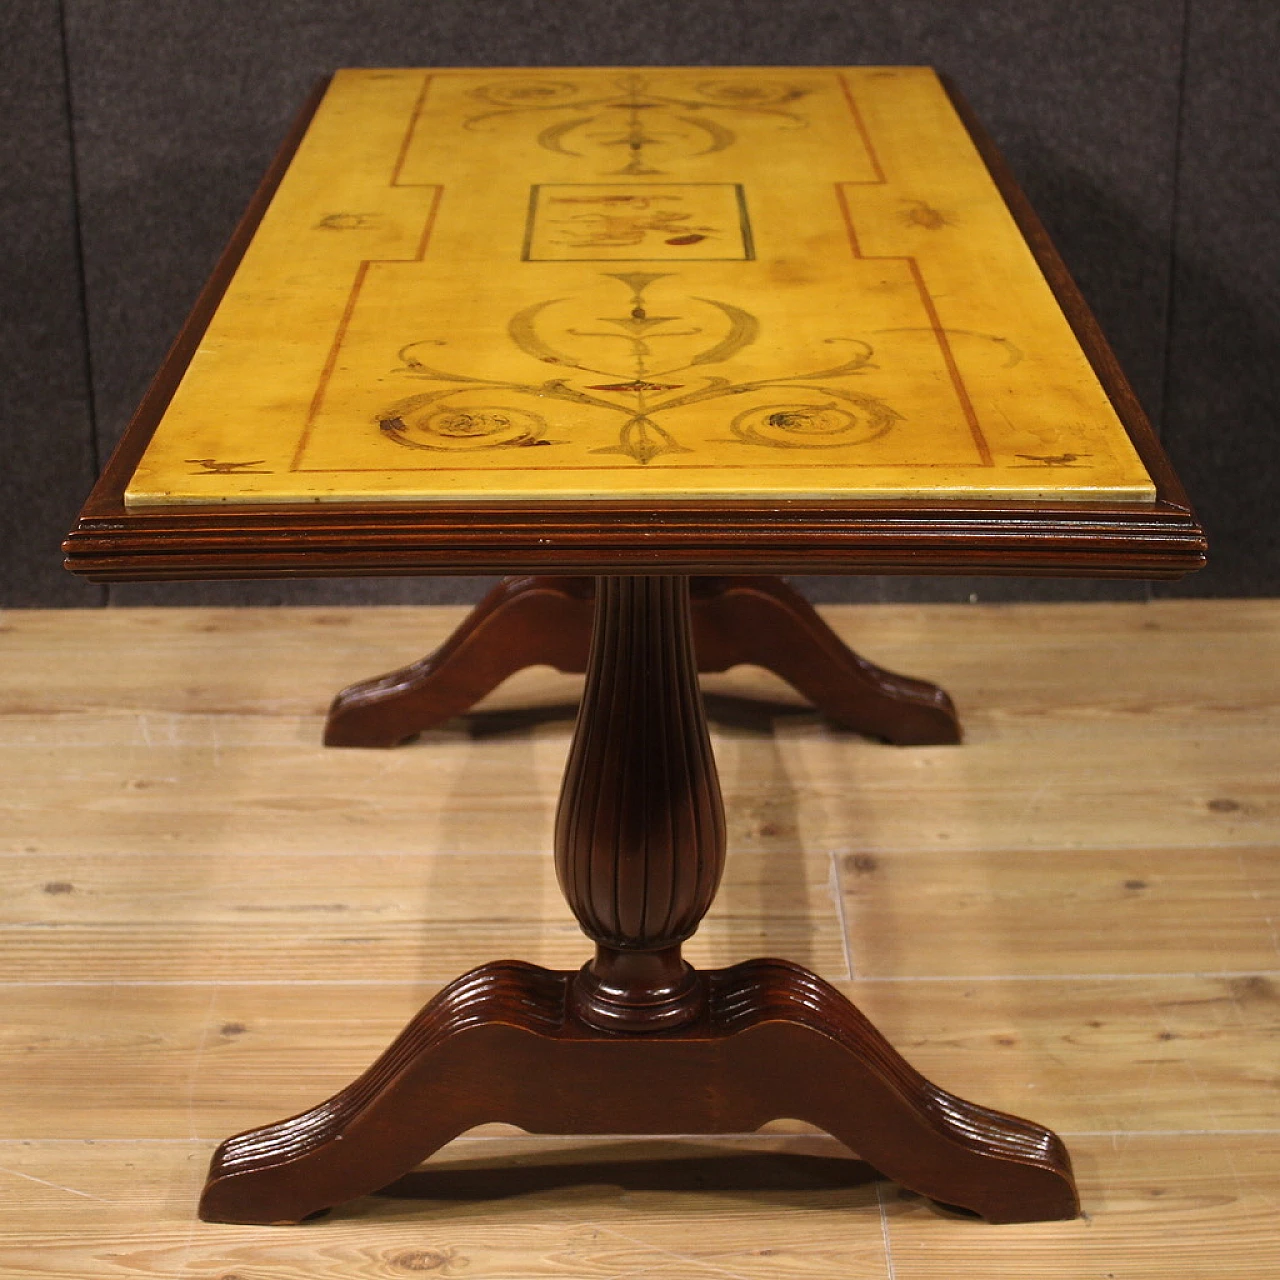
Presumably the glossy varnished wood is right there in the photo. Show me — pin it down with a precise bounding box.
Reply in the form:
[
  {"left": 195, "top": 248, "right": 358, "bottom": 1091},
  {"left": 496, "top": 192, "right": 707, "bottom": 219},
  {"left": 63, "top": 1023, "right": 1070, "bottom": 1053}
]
[
  {"left": 3, "top": 603, "right": 1278, "bottom": 1276},
  {"left": 124, "top": 69, "right": 1153, "bottom": 509},
  {"left": 200, "top": 578, "right": 1072, "bottom": 1224},
  {"left": 199, "top": 959, "right": 1076, "bottom": 1226},
  {"left": 51, "top": 61, "right": 1203, "bottom": 1245},
  {"left": 6, "top": 1135, "right": 1278, "bottom": 1278},
  {"left": 62, "top": 78, "right": 1204, "bottom": 583},
  {"left": 554, "top": 577, "right": 725, "bottom": 1030},
  {"left": 323, "top": 576, "right": 594, "bottom": 747},
  {"left": 324, "top": 574, "right": 959, "bottom": 747},
  {"left": 690, "top": 576, "right": 960, "bottom": 743}
]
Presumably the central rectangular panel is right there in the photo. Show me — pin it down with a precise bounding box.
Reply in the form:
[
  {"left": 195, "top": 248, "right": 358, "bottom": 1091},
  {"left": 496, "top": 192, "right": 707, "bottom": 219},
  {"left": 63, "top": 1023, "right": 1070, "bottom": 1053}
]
[
  {"left": 123, "top": 66, "right": 1156, "bottom": 508},
  {"left": 523, "top": 184, "right": 754, "bottom": 261}
]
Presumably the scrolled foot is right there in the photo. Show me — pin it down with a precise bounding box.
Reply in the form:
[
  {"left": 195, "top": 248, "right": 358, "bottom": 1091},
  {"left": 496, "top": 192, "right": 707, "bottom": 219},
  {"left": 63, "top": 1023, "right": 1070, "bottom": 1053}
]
[
  {"left": 199, "top": 959, "right": 1075, "bottom": 1225},
  {"left": 690, "top": 577, "right": 961, "bottom": 745},
  {"left": 707, "top": 959, "right": 1077, "bottom": 1223},
  {"left": 198, "top": 962, "right": 567, "bottom": 1224},
  {"left": 323, "top": 576, "right": 593, "bottom": 747}
]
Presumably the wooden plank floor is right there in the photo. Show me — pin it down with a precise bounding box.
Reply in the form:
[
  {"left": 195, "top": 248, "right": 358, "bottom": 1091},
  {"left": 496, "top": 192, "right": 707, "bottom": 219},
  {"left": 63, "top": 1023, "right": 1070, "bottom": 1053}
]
[{"left": 1, "top": 599, "right": 1277, "bottom": 1278}]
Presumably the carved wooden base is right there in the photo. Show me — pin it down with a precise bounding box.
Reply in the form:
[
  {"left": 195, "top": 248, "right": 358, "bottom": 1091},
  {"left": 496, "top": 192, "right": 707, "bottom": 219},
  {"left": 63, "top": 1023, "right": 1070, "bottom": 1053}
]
[
  {"left": 323, "top": 575, "right": 960, "bottom": 748},
  {"left": 199, "top": 959, "right": 1077, "bottom": 1226},
  {"left": 209, "top": 575, "right": 1072, "bottom": 1228}
]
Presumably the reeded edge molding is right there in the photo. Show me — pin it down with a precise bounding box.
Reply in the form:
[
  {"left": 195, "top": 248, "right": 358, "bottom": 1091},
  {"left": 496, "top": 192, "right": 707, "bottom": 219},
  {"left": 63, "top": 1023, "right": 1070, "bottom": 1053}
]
[
  {"left": 690, "top": 575, "right": 961, "bottom": 743},
  {"left": 209, "top": 962, "right": 564, "bottom": 1179},
  {"left": 712, "top": 959, "right": 1073, "bottom": 1174},
  {"left": 64, "top": 74, "right": 1204, "bottom": 584},
  {"left": 322, "top": 573, "right": 964, "bottom": 750},
  {"left": 65, "top": 501, "right": 1205, "bottom": 581},
  {"left": 199, "top": 958, "right": 1077, "bottom": 1227}
]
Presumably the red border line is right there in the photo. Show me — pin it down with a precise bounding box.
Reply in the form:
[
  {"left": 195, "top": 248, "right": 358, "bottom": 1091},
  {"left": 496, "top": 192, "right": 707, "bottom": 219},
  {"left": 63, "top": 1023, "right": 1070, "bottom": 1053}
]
[
  {"left": 298, "top": 69, "right": 990, "bottom": 480},
  {"left": 835, "top": 73, "right": 992, "bottom": 466},
  {"left": 903, "top": 251, "right": 992, "bottom": 466},
  {"left": 838, "top": 72, "right": 887, "bottom": 184},
  {"left": 390, "top": 73, "right": 433, "bottom": 187},
  {"left": 290, "top": 74, "right": 443, "bottom": 471}
]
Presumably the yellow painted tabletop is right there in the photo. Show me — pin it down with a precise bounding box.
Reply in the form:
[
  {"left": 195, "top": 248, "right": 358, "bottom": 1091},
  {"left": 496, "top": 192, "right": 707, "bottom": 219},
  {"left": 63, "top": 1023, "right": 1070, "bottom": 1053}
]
[{"left": 126, "top": 67, "right": 1156, "bottom": 508}]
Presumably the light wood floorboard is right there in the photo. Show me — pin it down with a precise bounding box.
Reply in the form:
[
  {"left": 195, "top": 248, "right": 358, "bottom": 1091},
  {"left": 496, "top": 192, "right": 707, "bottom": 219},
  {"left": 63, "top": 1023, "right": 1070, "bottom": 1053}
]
[
  {"left": 2, "top": 975, "right": 1276, "bottom": 1140},
  {"left": 1, "top": 601, "right": 1277, "bottom": 1277},
  {"left": 0, "top": 850, "right": 845, "bottom": 983}
]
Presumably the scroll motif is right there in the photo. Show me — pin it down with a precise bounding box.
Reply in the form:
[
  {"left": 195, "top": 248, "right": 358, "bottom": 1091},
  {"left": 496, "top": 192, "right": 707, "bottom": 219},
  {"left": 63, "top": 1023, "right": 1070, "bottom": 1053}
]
[
  {"left": 464, "top": 73, "right": 810, "bottom": 176},
  {"left": 379, "top": 274, "right": 898, "bottom": 465},
  {"left": 378, "top": 405, "right": 554, "bottom": 452}
]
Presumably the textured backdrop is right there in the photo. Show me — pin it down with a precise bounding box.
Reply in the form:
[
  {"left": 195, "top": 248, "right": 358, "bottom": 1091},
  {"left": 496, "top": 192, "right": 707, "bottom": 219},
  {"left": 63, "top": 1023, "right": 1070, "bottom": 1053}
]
[{"left": 2, "top": 0, "right": 1275, "bottom": 606}]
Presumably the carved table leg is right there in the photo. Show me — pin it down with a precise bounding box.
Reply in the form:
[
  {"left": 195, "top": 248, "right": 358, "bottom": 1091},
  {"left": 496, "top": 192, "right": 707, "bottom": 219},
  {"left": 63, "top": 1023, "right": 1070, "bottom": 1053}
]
[
  {"left": 323, "top": 576, "right": 594, "bottom": 747},
  {"left": 324, "top": 574, "right": 958, "bottom": 747},
  {"left": 200, "top": 575, "right": 1076, "bottom": 1226},
  {"left": 691, "top": 576, "right": 960, "bottom": 744}
]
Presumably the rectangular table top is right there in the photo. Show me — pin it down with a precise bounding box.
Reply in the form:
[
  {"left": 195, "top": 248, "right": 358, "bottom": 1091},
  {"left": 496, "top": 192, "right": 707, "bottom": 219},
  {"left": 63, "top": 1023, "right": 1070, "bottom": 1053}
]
[{"left": 124, "top": 66, "right": 1156, "bottom": 510}]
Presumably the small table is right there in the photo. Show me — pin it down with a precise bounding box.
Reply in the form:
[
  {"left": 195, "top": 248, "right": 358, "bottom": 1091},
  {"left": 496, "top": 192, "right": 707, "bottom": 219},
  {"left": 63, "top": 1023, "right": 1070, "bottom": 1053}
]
[{"left": 66, "top": 66, "right": 1204, "bottom": 1227}]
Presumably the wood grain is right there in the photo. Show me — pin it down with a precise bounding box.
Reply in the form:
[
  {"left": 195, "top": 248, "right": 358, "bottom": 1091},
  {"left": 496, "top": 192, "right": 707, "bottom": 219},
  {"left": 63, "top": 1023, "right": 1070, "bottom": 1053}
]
[
  {"left": 840, "top": 845, "right": 1280, "bottom": 976},
  {"left": 853, "top": 975, "right": 1280, "bottom": 1135},
  {"left": 61, "top": 76, "right": 1205, "bottom": 581},
  {"left": 8, "top": 598, "right": 1275, "bottom": 720},
  {"left": 0, "top": 1135, "right": 1275, "bottom": 1278},
  {"left": 2, "top": 601, "right": 1278, "bottom": 1270},
  {"left": 0, "top": 850, "right": 846, "bottom": 983},
  {"left": 0, "top": 1136, "right": 892, "bottom": 1279},
  {"left": 122, "top": 70, "right": 1154, "bottom": 511},
  {"left": 6, "top": 602, "right": 1277, "bottom": 859},
  {"left": 4, "top": 706, "right": 1277, "bottom": 858},
  {"left": 2, "top": 975, "right": 1275, "bottom": 1141},
  {"left": 884, "top": 1134, "right": 1280, "bottom": 1278},
  {"left": 9, "top": 690, "right": 1271, "bottom": 856}
]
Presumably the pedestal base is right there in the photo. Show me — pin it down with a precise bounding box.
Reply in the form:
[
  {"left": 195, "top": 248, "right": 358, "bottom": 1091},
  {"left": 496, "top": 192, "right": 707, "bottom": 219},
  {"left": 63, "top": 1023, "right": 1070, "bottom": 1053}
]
[
  {"left": 199, "top": 959, "right": 1077, "bottom": 1226},
  {"left": 323, "top": 576, "right": 960, "bottom": 748},
  {"left": 203, "top": 575, "right": 1074, "bottom": 1229}
]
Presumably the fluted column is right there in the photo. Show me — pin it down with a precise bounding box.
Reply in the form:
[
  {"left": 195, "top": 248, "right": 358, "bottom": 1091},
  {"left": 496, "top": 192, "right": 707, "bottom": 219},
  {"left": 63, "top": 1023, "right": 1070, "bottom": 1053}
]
[{"left": 554, "top": 576, "right": 726, "bottom": 1030}]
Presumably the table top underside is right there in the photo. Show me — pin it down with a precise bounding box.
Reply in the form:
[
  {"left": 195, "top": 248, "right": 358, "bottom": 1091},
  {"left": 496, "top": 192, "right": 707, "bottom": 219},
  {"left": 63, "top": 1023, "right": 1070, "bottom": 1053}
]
[{"left": 124, "top": 66, "right": 1155, "bottom": 510}]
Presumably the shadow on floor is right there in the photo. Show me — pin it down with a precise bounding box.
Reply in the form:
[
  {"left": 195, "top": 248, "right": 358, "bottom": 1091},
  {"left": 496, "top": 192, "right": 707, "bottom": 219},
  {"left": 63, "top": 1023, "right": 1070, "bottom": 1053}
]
[{"left": 374, "top": 1139, "right": 880, "bottom": 1203}]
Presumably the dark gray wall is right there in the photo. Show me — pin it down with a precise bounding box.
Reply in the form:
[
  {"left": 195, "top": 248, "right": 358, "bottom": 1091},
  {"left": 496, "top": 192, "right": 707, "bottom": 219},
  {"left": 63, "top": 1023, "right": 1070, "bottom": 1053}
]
[
  {"left": 0, "top": 2, "right": 102, "bottom": 605},
  {"left": 1153, "top": 0, "right": 1280, "bottom": 600},
  {"left": 4, "top": 1, "right": 1275, "bottom": 607}
]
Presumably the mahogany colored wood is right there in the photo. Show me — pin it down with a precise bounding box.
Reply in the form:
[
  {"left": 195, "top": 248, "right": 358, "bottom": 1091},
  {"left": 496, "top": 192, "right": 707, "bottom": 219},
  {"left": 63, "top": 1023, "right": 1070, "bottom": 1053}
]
[
  {"left": 61, "top": 79, "right": 1204, "bottom": 586},
  {"left": 692, "top": 576, "right": 960, "bottom": 744},
  {"left": 324, "top": 574, "right": 959, "bottom": 748},
  {"left": 555, "top": 576, "right": 726, "bottom": 1031},
  {"left": 63, "top": 495, "right": 1205, "bottom": 583},
  {"left": 69, "top": 76, "right": 1171, "bottom": 1229},
  {"left": 197, "top": 962, "right": 1077, "bottom": 1228},
  {"left": 199, "top": 574, "right": 1075, "bottom": 1225},
  {"left": 323, "top": 576, "right": 594, "bottom": 747}
]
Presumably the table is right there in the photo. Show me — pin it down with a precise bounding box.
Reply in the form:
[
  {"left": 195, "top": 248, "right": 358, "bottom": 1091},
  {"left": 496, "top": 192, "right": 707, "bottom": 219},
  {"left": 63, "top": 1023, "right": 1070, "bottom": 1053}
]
[{"left": 65, "top": 67, "right": 1205, "bottom": 1227}]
